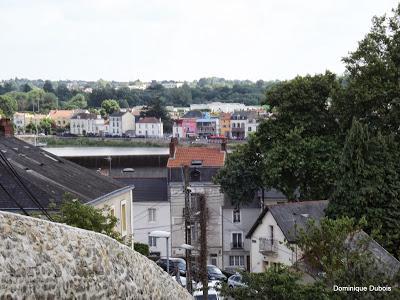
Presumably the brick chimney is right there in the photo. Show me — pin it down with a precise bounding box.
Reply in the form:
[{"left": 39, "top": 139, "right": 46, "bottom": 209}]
[
  {"left": 0, "top": 118, "right": 14, "bottom": 137},
  {"left": 169, "top": 137, "right": 178, "bottom": 158},
  {"left": 221, "top": 138, "right": 227, "bottom": 152}
]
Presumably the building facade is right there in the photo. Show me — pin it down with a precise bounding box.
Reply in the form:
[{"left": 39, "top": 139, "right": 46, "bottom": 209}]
[
  {"left": 135, "top": 117, "right": 163, "bottom": 138},
  {"left": 196, "top": 118, "right": 220, "bottom": 138},
  {"left": 219, "top": 113, "right": 231, "bottom": 138},
  {"left": 167, "top": 139, "right": 226, "bottom": 268},
  {"left": 109, "top": 111, "right": 135, "bottom": 136},
  {"left": 48, "top": 110, "right": 76, "bottom": 128},
  {"left": 70, "top": 113, "right": 105, "bottom": 136}
]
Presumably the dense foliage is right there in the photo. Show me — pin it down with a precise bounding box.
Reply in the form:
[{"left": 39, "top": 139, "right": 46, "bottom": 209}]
[
  {"left": 0, "top": 77, "right": 278, "bottom": 113},
  {"left": 53, "top": 194, "right": 122, "bottom": 242}
]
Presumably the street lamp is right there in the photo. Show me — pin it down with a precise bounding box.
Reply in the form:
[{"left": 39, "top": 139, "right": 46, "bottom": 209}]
[{"left": 150, "top": 231, "right": 171, "bottom": 274}]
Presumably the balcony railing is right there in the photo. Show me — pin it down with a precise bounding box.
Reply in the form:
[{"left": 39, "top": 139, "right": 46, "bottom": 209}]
[
  {"left": 230, "top": 242, "right": 244, "bottom": 250},
  {"left": 259, "top": 238, "right": 278, "bottom": 255}
]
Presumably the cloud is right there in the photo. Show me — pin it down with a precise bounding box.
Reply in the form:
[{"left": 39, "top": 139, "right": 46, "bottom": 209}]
[{"left": 0, "top": 0, "right": 398, "bottom": 81}]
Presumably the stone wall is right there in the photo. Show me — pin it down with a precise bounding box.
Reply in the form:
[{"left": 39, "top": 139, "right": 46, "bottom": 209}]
[{"left": 0, "top": 211, "right": 191, "bottom": 299}]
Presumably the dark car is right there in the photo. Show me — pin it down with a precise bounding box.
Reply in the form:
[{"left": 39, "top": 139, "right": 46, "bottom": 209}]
[
  {"left": 192, "top": 265, "right": 227, "bottom": 282},
  {"left": 156, "top": 258, "right": 186, "bottom": 275}
]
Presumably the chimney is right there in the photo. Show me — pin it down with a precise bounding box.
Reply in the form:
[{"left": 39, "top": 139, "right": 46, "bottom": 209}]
[
  {"left": 0, "top": 118, "right": 14, "bottom": 137},
  {"left": 169, "top": 137, "right": 178, "bottom": 158},
  {"left": 221, "top": 138, "right": 227, "bottom": 152}
]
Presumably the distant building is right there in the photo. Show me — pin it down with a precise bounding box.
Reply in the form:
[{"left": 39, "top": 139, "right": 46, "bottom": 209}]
[
  {"left": 230, "top": 111, "right": 262, "bottom": 139},
  {"left": 172, "top": 110, "right": 202, "bottom": 138},
  {"left": 135, "top": 117, "right": 163, "bottom": 138},
  {"left": 196, "top": 118, "right": 220, "bottom": 138},
  {"left": 168, "top": 139, "right": 227, "bottom": 268},
  {"left": 70, "top": 112, "right": 105, "bottom": 136},
  {"left": 219, "top": 113, "right": 231, "bottom": 138},
  {"left": 161, "top": 82, "right": 184, "bottom": 89},
  {"left": 13, "top": 112, "right": 47, "bottom": 134},
  {"left": 48, "top": 110, "right": 76, "bottom": 128},
  {"left": 109, "top": 111, "right": 135, "bottom": 136}
]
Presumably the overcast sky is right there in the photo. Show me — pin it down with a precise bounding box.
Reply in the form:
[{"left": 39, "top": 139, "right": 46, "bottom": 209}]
[{"left": 0, "top": 0, "right": 398, "bottom": 82}]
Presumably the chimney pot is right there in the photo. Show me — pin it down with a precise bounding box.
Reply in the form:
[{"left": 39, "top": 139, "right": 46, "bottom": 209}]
[{"left": 169, "top": 137, "right": 178, "bottom": 158}]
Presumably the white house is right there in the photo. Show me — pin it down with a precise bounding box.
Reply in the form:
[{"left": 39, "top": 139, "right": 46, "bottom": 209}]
[
  {"left": 70, "top": 112, "right": 105, "bottom": 136},
  {"left": 117, "top": 178, "right": 171, "bottom": 257},
  {"left": 108, "top": 111, "right": 135, "bottom": 137},
  {"left": 246, "top": 201, "right": 328, "bottom": 273},
  {"left": 135, "top": 117, "right": 163, "bottom": 138}
]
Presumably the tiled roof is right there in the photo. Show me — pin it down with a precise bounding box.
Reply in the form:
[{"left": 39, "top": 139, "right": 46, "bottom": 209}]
[
  {"left": 48, "top": 110, "right": 75, "bottom": 119},
  {"left": 137, "top": 117, "right": 160, "bottom": 124},
  {"left": 167, "top": 146, "right": 225, "bottom": 168}
]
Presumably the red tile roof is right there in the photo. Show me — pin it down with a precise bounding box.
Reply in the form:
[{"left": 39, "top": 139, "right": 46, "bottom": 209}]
[
  {"left": 137, "top": 117, "right": 161, "bottom": 124},
  {"left": 167, "top": 146, "right": 225, "bottom": 167}
]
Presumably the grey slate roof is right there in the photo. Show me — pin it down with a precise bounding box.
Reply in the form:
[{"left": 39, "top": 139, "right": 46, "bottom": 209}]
[
  {"left": 223, "top": 188, "right": 286, "bottom": 209},
  {"left": 0, "top": 137, "right": 125, "bottom": 211},
  {"left": 347, "top": 231, "right": 400, "bottom": 279},
  {"left": 182, "top": 110, "right": 203, "bottom": 119},
  {"left": 71, "top": 112, "right": 98, "bottom": 120},
  {"left": 246, "top": 200, "right": 328, "bottom": 240},
  {"left": 110, "top": 111, "right": 128, "bottom": 117},
  {"left": 114, "top": 178, "right": 168, "bottom": 202}
]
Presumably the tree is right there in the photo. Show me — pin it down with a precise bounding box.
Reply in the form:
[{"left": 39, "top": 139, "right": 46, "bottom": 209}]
[
  {"left": 20, "top": 83, "right": 32, "bottom": 93},
  {"left": 53, "top": 194, "right": 122, "bottom": 242},
  {"left": 296, "top": 217, "right": 400, "bottom": 298},
  {"left": 101, "top": 99, "right": 120, "bottom": 115},
  {"left": 118, "top": 99, "right": 129, "bottom": 109},
  {"left": 326, "top": 120, "right": 400, "bottom": 258},
  {"left": 140, "top": 97, "right": 172, "bottom": 133},
  {"left": 0, "top": 94, "right": 18, "bottom": 117},
  {"left": 332, "top": 5, "right": 400, "bottom": 135},
  {"left": 216, "top": 73, "right": 340, "bottom": 203},
  {"left": 133, "top": 242, "right": 149, "bottom": 256},
  {"left": 55, "top": 83, "right": 72, "bottom": 103},
  {"left": 41, "top": 92, "right": 58, "bottom": 111},
  {"left": 43, "top": 80, "right": 55, "bottom": 93},
  {"left": 220, "top": 267, "right": 330, "bottom": 300},
  {"left": 27, "top": 89, "right": 45, "bottom": 112},
  {"left": 66, "top": 93, "right": 87, "bottom": 109},
  {"left": 39, "top": 117, "right": 54, "bottom": 135},
  {"left": 214, "top": 137, "right": 264, "bottom": 207}
]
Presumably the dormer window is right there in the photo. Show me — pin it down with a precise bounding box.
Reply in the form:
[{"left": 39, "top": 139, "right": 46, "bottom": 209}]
[{"left": 191, "top": 160, "right": 203, "bottom": 166}]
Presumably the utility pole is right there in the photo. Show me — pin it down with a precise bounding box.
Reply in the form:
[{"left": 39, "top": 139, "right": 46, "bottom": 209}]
[
  {"left": 183, "top": 165, "right": 193, "bottom": 294},
  {"left": 199, "top": 193, "right": 208, "bottom": 300}
]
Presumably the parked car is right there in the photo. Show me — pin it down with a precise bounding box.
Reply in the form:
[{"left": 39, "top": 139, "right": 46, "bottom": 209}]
[
  {"left": 192, "top": 265, "right": 227, "bottom": 282},
  {"left": 193, "top": 281, "right": 223, "bottom": 300},
  {"left": 228, "top": 273, "right": 246, "bottom": 288},
  {"left": 156, "top": 257, "right": 186, "bottom": 275}
]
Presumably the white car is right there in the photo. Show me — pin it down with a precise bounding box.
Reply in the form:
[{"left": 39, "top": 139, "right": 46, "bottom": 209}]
[
  {"left": 193, "top": 281, "right": 223, "bottom": 300},
  {"left": 227, "top": 274, "right": 246, "bottom": 288}
]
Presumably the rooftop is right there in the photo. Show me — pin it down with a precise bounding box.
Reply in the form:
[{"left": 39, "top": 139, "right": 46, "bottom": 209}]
[
  {"left": 110, "top": 111, "right": 128, "bottom": 117},
  {"left": 114, "top": 178, "right": 168, "bottom": 202},
  {"left": 71, "top": 112, "right": 98, "bottom": 120},
  {"left": 246, "top": 200, "right": 328, "bottom": 240},
  {"left": 137, "top": 117, "right": 161, "bottom": 124},
  {"left": 0, "top": 136, "right": 125, "bottom": 210},
  {"left": 48, "top": 110, "right": 76, "bottom": 119},
  {"left": 182, "top": 110, "right": 203, "bottom": 119},
  {"left": 167, "top": 146, "right": 225, "bottom": 168}
]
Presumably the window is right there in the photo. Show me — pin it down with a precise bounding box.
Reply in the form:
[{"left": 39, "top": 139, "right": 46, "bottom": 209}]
[
  {"left": 232, "top": 233, "right": 243, "bottom": 249},
  {"left": 229, "top": 255, "right": 244, "bottom": 266},
  {"left": 248, "top": 127, "right": 252, "bottom": 131},
  {"left": 148, "top": 208, "right": 156, "bottom": 222},
  {"left": 121, "top": 201, "right": 127, "bottom": 235},
  {"left": 190, "top": 169, "right": 201, "bottom": 182},
  {"left": 233, "top": 209, "right": 240, "bottom": 223},
  {"left": 270, "top": 225, "right": 274, "bottom": 243},
  {"left": 148, "top": 235, "right": 157, "bottom": 247}
]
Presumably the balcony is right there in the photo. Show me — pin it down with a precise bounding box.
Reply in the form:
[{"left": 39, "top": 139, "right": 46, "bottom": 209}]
[
  {"left": 230, "top": 242, "right": 244, "bottom": 250},
  {"left": 259, "top": 238, "right": 278, "bottom": 255}
]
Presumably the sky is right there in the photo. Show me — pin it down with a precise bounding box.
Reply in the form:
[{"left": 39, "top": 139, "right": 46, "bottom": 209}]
[{"left": 0, "top": 0, "right": 398, "bottom": 82}]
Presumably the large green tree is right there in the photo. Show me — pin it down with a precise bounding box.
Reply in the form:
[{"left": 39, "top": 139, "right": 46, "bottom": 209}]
[
  {"left": 332, "top": 5, "right": 400, "bottom": 135},
  {"left": 101, "top": 99, "right": 120, "bottom": 115},
  {"left": 216, "top": 73, "right": 340, "bottom": 203},
  {"left": 326, "top": 120, "right": 400, "bottom": 258},
  {"left": 0, "top": 94, "right": 18, "bottom": 117},
  {"left": 66, "top": 93, "right": 87, "bottom": 109},
  {"left": 214, "top": 137, "right": 263, "bottom": 207}
]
